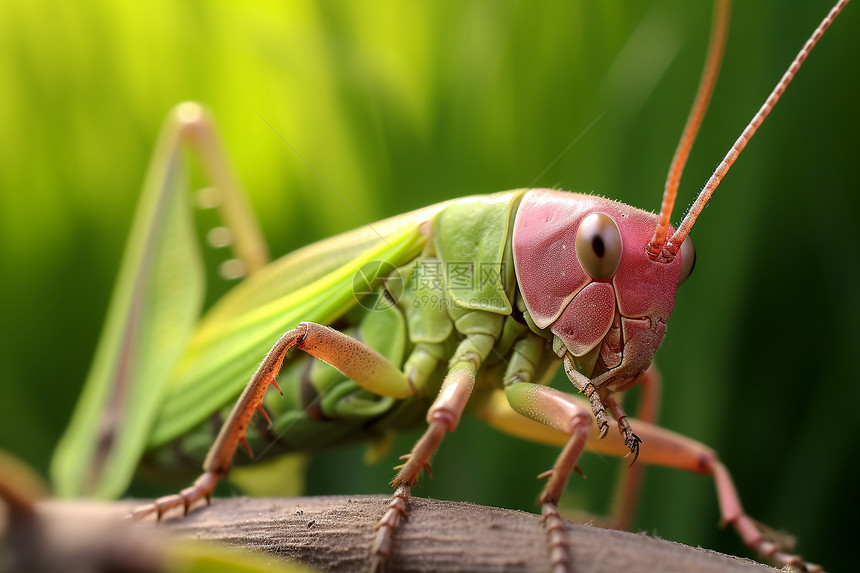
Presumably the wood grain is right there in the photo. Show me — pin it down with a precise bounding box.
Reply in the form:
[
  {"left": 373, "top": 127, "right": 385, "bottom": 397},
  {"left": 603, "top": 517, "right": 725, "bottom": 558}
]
[{"left": 35, "top": 496, "right": 777, "bottom": 573}]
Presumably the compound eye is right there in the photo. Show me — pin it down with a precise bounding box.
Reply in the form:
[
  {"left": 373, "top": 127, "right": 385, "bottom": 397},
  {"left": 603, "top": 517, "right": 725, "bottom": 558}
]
[
  {"left": 678, "top": 236, "right": 696, "bottom": 285},
  {"left": 575, "top": 212, "right": 622, "bottom": 280}
]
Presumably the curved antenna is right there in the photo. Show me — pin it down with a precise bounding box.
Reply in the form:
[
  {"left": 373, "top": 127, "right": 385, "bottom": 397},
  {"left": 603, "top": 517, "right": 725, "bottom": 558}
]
[
  {"left": 662, "top": 0, "right": 850, "bottom": 261},
  {"left": 647, "top": 0, "right": 731, "bottom": 260}
]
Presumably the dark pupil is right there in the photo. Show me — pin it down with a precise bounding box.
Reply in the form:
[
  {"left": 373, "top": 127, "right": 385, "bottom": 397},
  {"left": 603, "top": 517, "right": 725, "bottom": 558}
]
[{"left": 592, "top": 235, "right": 605, "bottom": 258}]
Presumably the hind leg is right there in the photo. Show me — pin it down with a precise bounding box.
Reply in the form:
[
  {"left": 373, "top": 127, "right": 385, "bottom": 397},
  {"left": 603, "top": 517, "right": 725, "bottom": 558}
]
[{"left": 131, "top": 321, "right": 414, "bottom": 519}]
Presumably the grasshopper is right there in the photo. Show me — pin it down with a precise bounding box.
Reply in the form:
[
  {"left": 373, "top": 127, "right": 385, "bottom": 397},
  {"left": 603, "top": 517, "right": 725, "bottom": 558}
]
[{"left": 49, "top": 1, "right": 849, "bottom": 571}]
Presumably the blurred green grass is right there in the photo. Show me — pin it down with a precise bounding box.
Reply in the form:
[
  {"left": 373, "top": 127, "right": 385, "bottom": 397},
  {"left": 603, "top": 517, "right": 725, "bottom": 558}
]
[{"left": 1, "top": 0, "right": 858, "bottom": 570}]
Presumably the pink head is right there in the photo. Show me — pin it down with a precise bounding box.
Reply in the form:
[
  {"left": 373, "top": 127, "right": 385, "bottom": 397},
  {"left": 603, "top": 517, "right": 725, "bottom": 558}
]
[{"left": 512, "top": 191, "right": 694, "bottom": 391}]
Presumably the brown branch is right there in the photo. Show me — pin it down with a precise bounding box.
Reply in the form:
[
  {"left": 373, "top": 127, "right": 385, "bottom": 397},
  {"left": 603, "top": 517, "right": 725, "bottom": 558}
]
[{"left": 35, "top": 496, "right": 776, "bottom": 573}]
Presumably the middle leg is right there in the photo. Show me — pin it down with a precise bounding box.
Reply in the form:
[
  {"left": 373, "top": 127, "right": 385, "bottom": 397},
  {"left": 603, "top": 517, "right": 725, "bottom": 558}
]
[{"left": 369, "top": 325, "right": 497, "bottom": 570}]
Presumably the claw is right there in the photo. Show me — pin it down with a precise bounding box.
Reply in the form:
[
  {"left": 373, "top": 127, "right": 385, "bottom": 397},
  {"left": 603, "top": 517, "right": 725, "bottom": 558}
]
[
  {"left": 596, "top": 419, "right": 609, "bottom": 439},
  {"left": 625, "top": 433, "right": 643, "bottom": 466}
]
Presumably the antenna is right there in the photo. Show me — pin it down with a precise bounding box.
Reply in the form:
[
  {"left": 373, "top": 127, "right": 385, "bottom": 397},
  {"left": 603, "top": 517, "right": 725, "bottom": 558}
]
[
  {"left": 661, "top": 0, "right": 850, "bottom": 262},
  {"left": 647, "top": 0, "right": 730, "bottom": 260}
]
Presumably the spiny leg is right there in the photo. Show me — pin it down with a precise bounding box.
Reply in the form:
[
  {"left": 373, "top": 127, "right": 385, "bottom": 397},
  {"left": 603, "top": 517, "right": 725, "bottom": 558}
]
[
  {"left": 488, "top": 333, "right": 645, "bottom": 540},
  {"left": 369, "top": 367, "right": 477, "bottom": 570},
  {"left": 132, "top": 321, "right": 414, "bottom": 520},
  {"left": 505, "top": 382, "right": 592, "bottom": 573},
  {"left": 539, "top": 423, "right": 591, "bottom": 573},
  {"left": 370, "top": 331, "right": 493, "bottom": 571},
  {"left": 499, "top": 335, "right": 592, "bottom": 572}
]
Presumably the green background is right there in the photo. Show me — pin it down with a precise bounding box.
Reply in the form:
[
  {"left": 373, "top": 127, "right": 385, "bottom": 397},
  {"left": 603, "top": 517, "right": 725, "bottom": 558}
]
[{"left": 1, "top": 0, "right": 858, "bottom": 570}]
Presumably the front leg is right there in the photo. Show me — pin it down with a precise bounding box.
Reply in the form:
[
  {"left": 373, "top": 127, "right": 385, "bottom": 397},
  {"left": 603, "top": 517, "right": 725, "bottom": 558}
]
[{"left": 505, "top": 382, "right": 592, "bottom": 573}]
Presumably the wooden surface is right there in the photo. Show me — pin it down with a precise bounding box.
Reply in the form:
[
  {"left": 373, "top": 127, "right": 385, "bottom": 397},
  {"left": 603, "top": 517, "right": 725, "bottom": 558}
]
[{"left": 37, "top": 496, "right": 778, "bottom": 573}]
